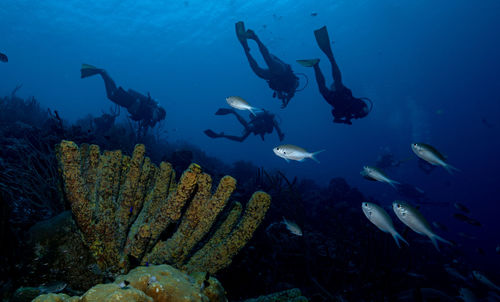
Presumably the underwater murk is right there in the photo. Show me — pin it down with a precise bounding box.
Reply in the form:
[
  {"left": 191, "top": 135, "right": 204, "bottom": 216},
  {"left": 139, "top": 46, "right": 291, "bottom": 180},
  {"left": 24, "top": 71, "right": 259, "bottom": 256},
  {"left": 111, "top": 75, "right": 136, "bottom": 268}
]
[{"left": 1, "top": 1, "right": 500, "bottom": 301}]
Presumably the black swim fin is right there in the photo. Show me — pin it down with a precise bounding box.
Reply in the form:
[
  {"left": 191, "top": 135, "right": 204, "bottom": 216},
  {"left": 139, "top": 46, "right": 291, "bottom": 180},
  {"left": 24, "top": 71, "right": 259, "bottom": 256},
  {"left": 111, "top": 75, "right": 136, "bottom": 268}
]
[
  {"left": 80, "top": 63, "right": 102, "bottom": 78},
  {"left": 215, "top": 108, "right": 234, "bottom": 115},
  {"left": 235, "top": 21, "right": 250, "bottom": 51},
  {"left": 204, "top": 129, "right": 220, "bottom": 138},
  {"left": 0, "top": 52, "right": 7, "bottom": 63},
  {"left": 314, "top": 26, "right": 334, "bottom": 61},
  {"left": 296, "top": 59, "right": 320, "bottom": 67}
]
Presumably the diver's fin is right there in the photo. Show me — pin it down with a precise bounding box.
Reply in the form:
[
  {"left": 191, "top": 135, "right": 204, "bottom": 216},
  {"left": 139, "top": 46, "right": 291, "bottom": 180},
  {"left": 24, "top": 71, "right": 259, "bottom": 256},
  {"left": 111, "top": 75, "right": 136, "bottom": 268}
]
[
  {"left": 235, "top": 21, "right": 250, "bottom": 51},
  {"left": 0, "top": 52, "right": 8, "bottom": 63},
  {"left": 296, "top": 59, "right": 320, "bottom": 67},
  {"left": 314, "top": 26, "right": 334, "bottom": 60},
  {"left": 80, "top": 64, "right": 102, "bottom": 78},
  {"left": 204, "top": 129, "right": 220, "bottom": 138},
  {"left": 215, "top": 108, "right": 234, "bottom": 115}
]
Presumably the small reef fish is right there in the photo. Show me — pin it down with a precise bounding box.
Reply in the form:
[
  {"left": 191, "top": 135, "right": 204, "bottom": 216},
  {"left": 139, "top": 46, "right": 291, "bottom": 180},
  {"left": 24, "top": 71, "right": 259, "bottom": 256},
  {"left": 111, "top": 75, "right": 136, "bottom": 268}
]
[
  {"left": 473, "top": 271, "right": 500, "bottom": 292},
  {"left": 411, "top": 143, "right": 459, "bottom": 174},
  {"left": 0, "top": 52, "right": 7, "bottom": 62},
  {"left": 361, "top": 202, "right": 408, "bottom": 248},
  {"left": 392, "top": 201, "right": 452, "bottom": 251},
  {"left": 453, "top": 213, "right": 482, "bottom": 227},
  {"left": 273, "top": 144, "right": 325, "bottom": 163},
  {"left": 282, "top": 217, "right": 302, "bottom": 236},
  {"left": 458, "top": 288, "right": 477, "bottom": 302},
  {"left": 225, "top": 96, "right": 258, "bottom": 116},
  {"left": 360, "top": 166, "right": 400, "bottom": 189},
  {"left": 454, "top": 202, "right": 470, "bottom": 213},
  {"left": 444, "top": 266, "right": 467, "bottom": 282},
  {"left": 119, "top": 280, "right": 130, "bottom": 289},
  {"left": 39, "top": 282, "right": 67, "bottom": 294}
]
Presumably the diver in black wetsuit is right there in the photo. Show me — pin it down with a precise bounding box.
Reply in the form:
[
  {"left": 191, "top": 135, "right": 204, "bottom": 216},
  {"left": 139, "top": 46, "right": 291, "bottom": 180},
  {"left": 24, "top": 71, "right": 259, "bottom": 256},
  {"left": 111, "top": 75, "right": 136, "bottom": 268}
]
[
  {"left": 80, "top": 64, "right": 166, "bottom": 131},
  {"left": 204, "top": 108, "right": 285, "bottom": 142},
  {"left": 235, "top": 21, "right": 299, "bottom": 109},
  {"left": 298, "top": 26, "right": 371, "bottom": 125},
  {"left": 0, "top": 52, "right": 7, "bottom": 63}
]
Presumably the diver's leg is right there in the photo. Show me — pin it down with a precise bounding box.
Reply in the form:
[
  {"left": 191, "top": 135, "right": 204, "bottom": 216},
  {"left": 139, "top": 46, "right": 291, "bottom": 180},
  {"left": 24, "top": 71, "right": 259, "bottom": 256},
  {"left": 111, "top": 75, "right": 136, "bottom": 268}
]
[
  {"left": 219, "top": 130, "right": 251, "bottom": 142},
  {"left": 314, "top": 26, "right": 343, "bottom": 89},
  {"left": 328, "top": 53, "right": 344, "bottom": 91},
  {"left": 244, "top": 51, "right": 272, "bottom": 79},
  {"left": 230, "top": 111, "right": 249, "bottom": 128},
  {"left": 248, "top": 32, "right": 285, "bottom": 72},
  {"left": 98, "top": 71, "right": 119, "bottom": 99},
  {"left": 313, "top": 64, "right": 333, "bottom": 103}
]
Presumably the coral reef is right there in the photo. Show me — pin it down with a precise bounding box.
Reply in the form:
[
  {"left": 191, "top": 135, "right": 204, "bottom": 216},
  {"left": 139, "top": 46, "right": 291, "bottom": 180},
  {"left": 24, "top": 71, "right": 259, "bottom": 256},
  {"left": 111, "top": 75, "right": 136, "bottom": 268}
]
[
  {"left": 56, "top": 140, "right": 271, "bottom": 275},
  {"left": 22, "top": 211, "right": 104, "bottom": 291},
  {"left": 33, "top": 264, "right": 227, "bottom": 302}
]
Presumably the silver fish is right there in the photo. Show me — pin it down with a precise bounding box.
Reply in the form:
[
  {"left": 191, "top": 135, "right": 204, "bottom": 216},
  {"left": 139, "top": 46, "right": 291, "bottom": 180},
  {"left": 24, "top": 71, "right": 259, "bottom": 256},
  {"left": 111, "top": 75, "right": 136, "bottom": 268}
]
[
  {"left": 473, "top": 271, "right": 500, "bottom": 292},
  {"left": 360, "top": 166, "right": 400, "bottom": 189},
  {"left": 444, "top": 266, "right": 467, "bottom": 282},
  {"left": 392, "top": 201, "right": 452, "bottom": 251},
  {"left": 273, "top": 144, "right": 325, "bottom": 163},
  {"left": 458, "top": 288, "right": 477, "bottom": 302},
  {"left": 454, "top": 202, "right": 470, "bottom": 213},
  {"left": 282, "top": 217, "right": 302, "bottom": 236},
  {"left": 226, "top": 96, "right": 258, "bottom": 116},
  {"left": 411, "top": 143, "right": 459, "bottom": 174},
  {"left": 361, "top": 202, "right": 408, "bottom": 248}
]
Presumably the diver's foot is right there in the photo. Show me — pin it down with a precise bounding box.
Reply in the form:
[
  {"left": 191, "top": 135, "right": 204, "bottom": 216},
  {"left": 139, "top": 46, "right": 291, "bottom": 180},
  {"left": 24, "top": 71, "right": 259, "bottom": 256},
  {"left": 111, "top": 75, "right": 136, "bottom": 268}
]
[
  {"left": 246, "top": 29, "right": 258, "bottom": 40},
  {"left": 215, "top": 108, "right": 234, "bottom": 115},
  {"left": 296, "top": 59, "right": 320, "bottom": 67},
  {"left": 204, "top": 129, "right": 222, "bottom": 138},
  {"left": 235, "top": 21, "right": 250, "bottom": 51}
]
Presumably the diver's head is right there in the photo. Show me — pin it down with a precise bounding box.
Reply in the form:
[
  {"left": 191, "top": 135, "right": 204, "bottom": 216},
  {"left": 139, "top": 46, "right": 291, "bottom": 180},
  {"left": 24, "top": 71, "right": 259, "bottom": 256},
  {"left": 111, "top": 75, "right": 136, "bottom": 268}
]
[{"left": 353, "top": 98, "right": 370, "bottom": 119}]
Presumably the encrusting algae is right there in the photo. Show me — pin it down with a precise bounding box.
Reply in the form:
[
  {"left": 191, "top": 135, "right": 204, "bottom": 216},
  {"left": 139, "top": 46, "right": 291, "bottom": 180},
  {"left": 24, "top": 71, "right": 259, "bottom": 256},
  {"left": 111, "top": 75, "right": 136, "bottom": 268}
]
[{"left": 55, "top": 140, "right": 271, "bottom": 275}]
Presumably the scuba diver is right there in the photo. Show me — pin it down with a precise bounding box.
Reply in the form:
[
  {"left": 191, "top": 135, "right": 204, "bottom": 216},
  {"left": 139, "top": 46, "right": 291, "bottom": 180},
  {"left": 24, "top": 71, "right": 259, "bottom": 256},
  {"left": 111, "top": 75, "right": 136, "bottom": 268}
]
[
  {"left": 297, "top": 26, "right": 372, "bottom": 125},
  {"left": 80, "top": 64, "right": 166, "bottom": 133},
  {"left": 235, "top": 21, "right": 300, "bottom": 108},
  {"left": 204, "top": 108, "right": 285, "bottom": 142},
  {"left": 0, "top": 52, "right": 7, "bottom": 63}
]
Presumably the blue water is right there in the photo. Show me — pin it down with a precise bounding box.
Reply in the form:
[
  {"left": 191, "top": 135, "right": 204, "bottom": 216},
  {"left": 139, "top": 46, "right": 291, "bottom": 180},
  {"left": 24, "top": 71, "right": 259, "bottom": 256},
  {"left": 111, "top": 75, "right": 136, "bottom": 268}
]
[{"left": 2, "top": 0, "right": 500, "bottom": 272}]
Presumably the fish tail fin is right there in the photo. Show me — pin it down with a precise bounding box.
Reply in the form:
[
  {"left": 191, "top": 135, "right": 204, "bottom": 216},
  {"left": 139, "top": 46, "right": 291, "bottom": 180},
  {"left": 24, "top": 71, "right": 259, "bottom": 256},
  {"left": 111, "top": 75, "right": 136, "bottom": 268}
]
[
  {"left": 388, "top": 180, "right": 401, "bottom": 189},
  {"left": 249, "top": 107, "right": 263, "bottom": 116},
  {"left": 310, "top": 149, "right": 326, "bottom": 163},
  {"left": 444, "top": 163, "right": 460, "bottom": 175},
  {"left": 430, "top": 233, "right": 453, "bottom": 251},
  {"left": 392, "top": 232, "right": 409, "bottom": 248}
]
